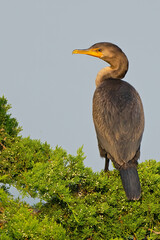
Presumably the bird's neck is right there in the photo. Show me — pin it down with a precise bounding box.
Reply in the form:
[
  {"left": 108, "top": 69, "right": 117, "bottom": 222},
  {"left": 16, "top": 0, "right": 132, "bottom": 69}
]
[{"left": 95, "top": 57, "right": 129, "bottom": 87}]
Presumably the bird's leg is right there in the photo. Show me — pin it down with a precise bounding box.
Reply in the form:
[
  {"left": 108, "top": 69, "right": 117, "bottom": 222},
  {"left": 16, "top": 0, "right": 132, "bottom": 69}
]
[
  {"left": 97, "top": 141, "right": 109, "bottom": 172},
  {"left": 104, "top": 154, "right": 109, "bottom": 172}
]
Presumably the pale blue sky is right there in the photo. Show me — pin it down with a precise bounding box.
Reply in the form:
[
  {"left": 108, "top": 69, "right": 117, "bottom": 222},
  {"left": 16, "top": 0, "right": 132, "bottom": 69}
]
[{"left": 1, "top": 1, "right": 160, "bottom": 172}]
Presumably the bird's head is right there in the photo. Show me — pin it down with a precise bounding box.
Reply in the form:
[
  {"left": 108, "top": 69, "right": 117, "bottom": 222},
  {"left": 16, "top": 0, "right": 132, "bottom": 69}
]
[
  {"left": 72, "top": 42, "right": 126, "bottom": 67},
  {"left": 72, "top": 42, "right": 129, "bottom": 81}
]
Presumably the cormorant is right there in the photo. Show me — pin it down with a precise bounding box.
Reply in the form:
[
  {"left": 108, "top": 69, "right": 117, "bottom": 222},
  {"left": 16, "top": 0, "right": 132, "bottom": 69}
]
[{"left": 72, "top": 42, "right": 144, "bottom": 200}]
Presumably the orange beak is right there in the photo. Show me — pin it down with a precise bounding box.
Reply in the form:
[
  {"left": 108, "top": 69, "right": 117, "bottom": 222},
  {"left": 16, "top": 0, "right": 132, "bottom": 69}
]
[{"left": 72, "top": 48, "right": 103, "bottom": 58}]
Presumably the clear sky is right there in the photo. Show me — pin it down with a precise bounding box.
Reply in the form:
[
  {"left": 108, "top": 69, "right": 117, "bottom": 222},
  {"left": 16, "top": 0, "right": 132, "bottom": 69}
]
[{"left": 1, "top": 1, "right": 160, "bottom": 172}]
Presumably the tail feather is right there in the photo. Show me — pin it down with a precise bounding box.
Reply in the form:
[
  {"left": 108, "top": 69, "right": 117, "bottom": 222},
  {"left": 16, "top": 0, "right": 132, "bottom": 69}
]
[{"left": 120, "top": 167, "right": 141, "bottom": 200}]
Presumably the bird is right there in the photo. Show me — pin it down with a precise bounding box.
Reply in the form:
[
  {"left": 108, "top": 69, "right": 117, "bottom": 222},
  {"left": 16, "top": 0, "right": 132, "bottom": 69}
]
[{"left": 72, "top": 42, "right": 144, "bottom": 200}]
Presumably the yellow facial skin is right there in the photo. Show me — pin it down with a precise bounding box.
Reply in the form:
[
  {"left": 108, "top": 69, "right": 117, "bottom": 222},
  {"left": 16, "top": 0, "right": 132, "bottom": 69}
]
[{"left": 72, "top": 48, "right": 103, "bottom": 58}]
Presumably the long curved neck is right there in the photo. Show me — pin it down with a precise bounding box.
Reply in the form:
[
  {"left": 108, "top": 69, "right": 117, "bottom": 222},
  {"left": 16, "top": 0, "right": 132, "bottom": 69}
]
[{"left": 95, "top": 55, "right": 129, "bottom": 87}]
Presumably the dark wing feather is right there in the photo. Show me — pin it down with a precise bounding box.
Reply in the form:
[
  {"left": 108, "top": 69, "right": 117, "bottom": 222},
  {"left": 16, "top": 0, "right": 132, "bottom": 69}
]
[{"left": 92, "top": 79, "right": 144, "bottom": 166}]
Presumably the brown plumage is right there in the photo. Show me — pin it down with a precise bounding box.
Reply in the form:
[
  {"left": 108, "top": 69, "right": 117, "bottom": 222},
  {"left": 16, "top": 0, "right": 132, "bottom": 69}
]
[{"left": 72, "top": 42, "right": 144, "bottom": 200}]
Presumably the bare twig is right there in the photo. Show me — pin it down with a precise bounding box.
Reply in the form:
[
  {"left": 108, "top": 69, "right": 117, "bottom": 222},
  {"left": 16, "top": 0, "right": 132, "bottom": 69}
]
[{"left": 149, "top": 228, "right": 160, "bottom": 235}]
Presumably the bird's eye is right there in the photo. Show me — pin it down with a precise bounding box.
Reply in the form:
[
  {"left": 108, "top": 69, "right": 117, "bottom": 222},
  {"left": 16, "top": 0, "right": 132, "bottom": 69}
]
[{"left": 98, "top": 49, "right": 102, "bottom": 52}]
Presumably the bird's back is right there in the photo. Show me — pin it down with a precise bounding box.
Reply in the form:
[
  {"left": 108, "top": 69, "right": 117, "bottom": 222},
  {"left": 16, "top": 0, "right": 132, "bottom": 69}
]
[{"left": 92, "top": 78, "right": 144, "bottom": 168}]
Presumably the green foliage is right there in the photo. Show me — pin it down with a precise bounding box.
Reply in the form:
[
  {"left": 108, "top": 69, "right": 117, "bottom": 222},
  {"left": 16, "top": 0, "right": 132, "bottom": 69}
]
[
  {"left": 0, "top": 96, "right": 21, "bottom": 138},
  {"left": 0, "top": 96, "right": 21, "bottom": 150},
  {"left": 0, "top": 96, "right": 160, "bottom": 239},
  {"left": 0, "top": 188, "right": 68, "bottom": 240},
  {"left": 1, "top": 137, "right": 52, "bottom": 182}
]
